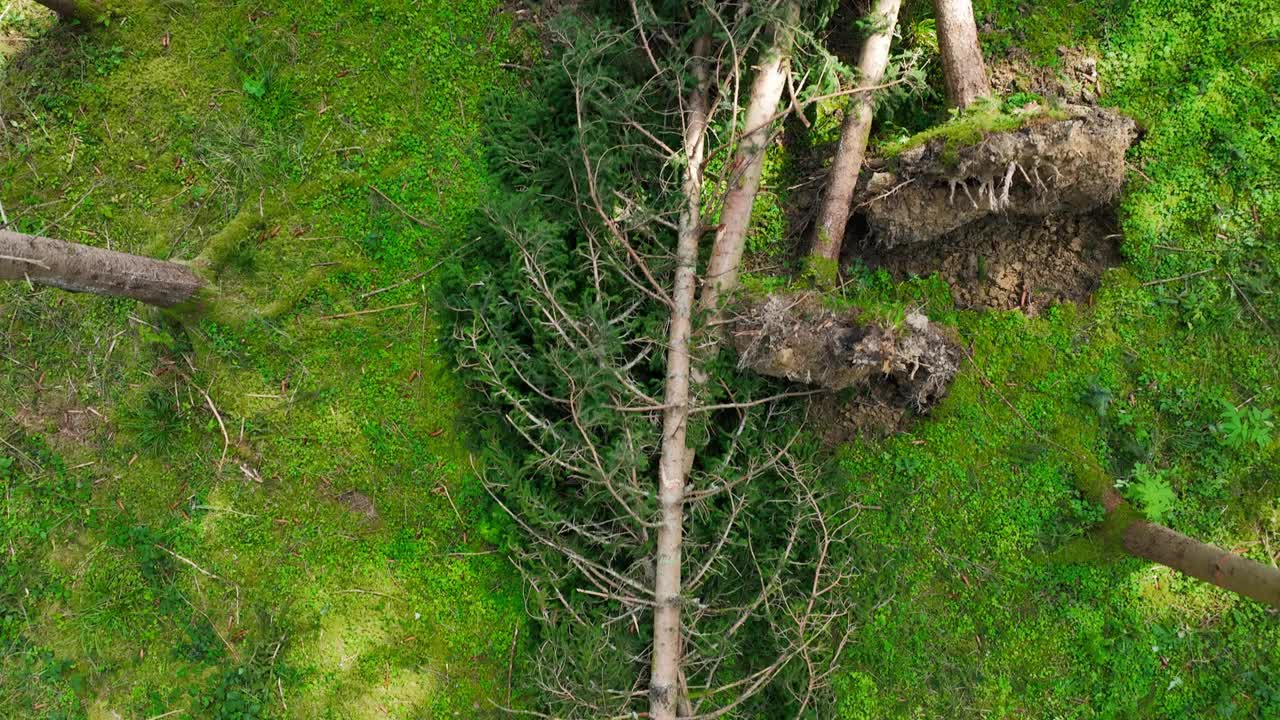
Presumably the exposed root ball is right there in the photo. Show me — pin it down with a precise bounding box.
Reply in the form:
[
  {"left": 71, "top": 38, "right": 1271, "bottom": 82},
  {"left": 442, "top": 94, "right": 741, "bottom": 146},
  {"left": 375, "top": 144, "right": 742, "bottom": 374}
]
[
  {"left": 864, "top": 105, "right": 1138, "bottom": 247},
  {"left": 729, "top": 292, "right": 960, "bottom": 411}
]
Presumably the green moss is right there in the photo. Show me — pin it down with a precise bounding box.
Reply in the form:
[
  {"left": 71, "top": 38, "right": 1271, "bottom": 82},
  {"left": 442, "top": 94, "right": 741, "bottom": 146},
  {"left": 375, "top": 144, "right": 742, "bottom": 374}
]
[
  {"left": 1, "top": 0, "right": 525, "bottom": 717},
  {"left": 880, "top": 97, "right": 1068, "bottom": 163},
  {"left": 803, "top": 253, "right": 840, "bottom": 289}
]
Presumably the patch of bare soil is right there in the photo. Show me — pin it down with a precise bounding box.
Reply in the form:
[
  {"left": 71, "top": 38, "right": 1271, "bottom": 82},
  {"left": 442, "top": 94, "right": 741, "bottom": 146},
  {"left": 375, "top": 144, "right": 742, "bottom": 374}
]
[
  {"left": 860, "top": 210, "right": 1122, "bottom": 313},
  {"left": 808, "top": 384, "right": 920, "bottom": 446},
  {"left": 991, "top": 46, "right": 1104, "bottom": 105},
  {"left": 335, "top": 489, "right": 380, "bottom": 525},
  {"left": 12, "top": 391, "right": 107, "bottom": 447}
]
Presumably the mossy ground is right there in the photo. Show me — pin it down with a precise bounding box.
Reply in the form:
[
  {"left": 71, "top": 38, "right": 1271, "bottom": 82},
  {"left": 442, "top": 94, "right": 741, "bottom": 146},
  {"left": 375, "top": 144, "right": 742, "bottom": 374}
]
[
  {"left": 3, "top": 0, "right": 1279, "bottom": 718},
  {"left": 1, "top": 1, "right": 528, "bottom": 717}
]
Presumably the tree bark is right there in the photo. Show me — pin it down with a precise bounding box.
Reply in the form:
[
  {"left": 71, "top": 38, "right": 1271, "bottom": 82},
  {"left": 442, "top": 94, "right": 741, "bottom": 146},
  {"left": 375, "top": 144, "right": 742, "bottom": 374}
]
[
  {"left": 932, "top": 0, "right": 991, "bottom": 108},
  {"left": 0, "top": 231, "right": 204, "bottom": 308},
  {"left": 698, "top": 2, "right": 797, "bottom": 316},
  {"left": 32, "top": 0, "right": 104, "bottom": 23},
  {"left": 1122, "top": 519, "right": 1280, "bottom": 608},
  {"left": 650, "top": 37, "right": 712, "bottom": 720},
  {"left": 809, "top": 0, "right": 902, "bottom": 265}
]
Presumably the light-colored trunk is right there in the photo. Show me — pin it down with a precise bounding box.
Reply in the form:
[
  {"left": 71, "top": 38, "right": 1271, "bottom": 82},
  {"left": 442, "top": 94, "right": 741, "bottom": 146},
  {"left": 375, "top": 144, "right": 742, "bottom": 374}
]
[
  {"left": 698, "top": 2, "right": 797, "bottom": 316},
  {"left": 1122, "top": 519, "right": 1280, "bottom": 608},
  {"left": 33, "top": 0, "right": 103, "bottom": 23},
  {"left": 933, "top": 0, "right": 991, "bottom": 108},
  {"left": 650, "top": 38, "right": 712, "bottom": 720},
  {"left": 809, "top": 0, "right": 902, "bottom": 265},
  {"left": 0, "top": 231, "right": 204, "bottom": 307}
]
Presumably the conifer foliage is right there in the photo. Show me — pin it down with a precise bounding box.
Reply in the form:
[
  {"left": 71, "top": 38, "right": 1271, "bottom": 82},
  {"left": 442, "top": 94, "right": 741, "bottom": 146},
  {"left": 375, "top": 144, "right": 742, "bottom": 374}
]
[{"left": 442, "top": 2, "right": 859, "bottom": 717}]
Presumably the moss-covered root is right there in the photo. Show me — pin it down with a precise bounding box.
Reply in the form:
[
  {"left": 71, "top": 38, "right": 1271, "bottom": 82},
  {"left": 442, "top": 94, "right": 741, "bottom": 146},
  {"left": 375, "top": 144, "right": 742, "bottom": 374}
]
[
  {"left": 164, "top": 284, "right": 254, "bottom": 328},
  {"left": 188, "top": 202, "right": 283, "bottom": 277},
  {"left": 262, "top": 262, "right": 356, "bottom": 319}
]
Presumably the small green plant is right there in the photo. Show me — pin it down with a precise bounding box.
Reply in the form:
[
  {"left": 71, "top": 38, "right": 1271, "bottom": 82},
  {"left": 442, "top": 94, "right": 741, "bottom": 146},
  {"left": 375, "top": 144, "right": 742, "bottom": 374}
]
[
  {"left": 1002, "top": 91, "right": 1045, "bottom": 112},
  {"left": 1124, "top": 464, "right": 1177, "bottom": 523},
  {"left": 240, "top": 75, "right": 267, "bottom": 99},
  {"left": 118, "top": 388, "right": 187, "bottom": 453},
  {"left": 1216, "top": 402, "right": 1274, "bottom": 450}
]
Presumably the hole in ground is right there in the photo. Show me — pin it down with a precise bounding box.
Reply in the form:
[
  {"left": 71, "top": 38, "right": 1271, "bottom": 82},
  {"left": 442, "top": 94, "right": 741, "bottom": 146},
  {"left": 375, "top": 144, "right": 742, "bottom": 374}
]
[{"left": 852, "top": 208, "right": 1123, "bottom": 314}]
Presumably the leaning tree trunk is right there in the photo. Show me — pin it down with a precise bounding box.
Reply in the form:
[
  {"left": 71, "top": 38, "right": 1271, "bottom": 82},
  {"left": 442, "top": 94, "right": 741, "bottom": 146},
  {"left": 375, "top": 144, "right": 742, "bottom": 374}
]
[
  {"left": 0, "top": 231, "right": 204, "bottom": 307},
  {"left": 32, "top": 0, "right": 104, "bottom": 23},
  {"left": 650, "top": 37, "right": 712, "bottom": 720},
  {"left": 809, "top": 0, "right": 902, "bottom": 268},
  {"left": 699, "top": 2, "right": 797, "bottom": 316},
  {"left": 1121, "top": 516, "right": 1280, "bottom": 608},
  {"left": 932, "top": 0, "right": 991, "bottom": 108}
]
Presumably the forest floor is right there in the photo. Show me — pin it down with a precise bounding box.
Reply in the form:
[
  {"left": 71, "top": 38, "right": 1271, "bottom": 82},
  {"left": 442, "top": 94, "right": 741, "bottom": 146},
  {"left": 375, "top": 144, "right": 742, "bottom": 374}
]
[
  {"left": 1, "top": 1, "right": 527, "bottom": 717},
  {"left": 1, "top": 0, "right": 1278, "bottom": 719}
]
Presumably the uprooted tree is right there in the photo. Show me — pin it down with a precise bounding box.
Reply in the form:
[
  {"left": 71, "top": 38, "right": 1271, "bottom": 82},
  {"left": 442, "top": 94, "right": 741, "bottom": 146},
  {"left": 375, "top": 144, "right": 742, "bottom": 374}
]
[
  {"left": 443, "top": 2, "right": 923, "bottom": 717},
  {"left": 447, "top": 2, "right": 1279, "bottom": 718}
]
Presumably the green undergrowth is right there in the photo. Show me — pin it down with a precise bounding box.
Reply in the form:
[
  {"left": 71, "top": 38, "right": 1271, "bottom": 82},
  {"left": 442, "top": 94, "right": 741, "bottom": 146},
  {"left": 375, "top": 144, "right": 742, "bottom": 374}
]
[
  {"left": 1, "top": 1, "right": 529, "bottom": 717},
  {"left": 829, "top": 0, "right": 1280, "bottom": 717}
]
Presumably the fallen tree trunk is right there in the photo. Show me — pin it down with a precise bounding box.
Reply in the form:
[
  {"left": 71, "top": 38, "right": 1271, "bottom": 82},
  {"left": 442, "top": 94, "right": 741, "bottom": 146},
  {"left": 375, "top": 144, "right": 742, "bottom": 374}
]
[
  {"left": 32, "top": 0, "right": 104, "bottom": 23},
  {"left": 1075, "top": 472, "right": 1280, "bottom": 608},
  {"left": 699, "top": 1, "right": 797, "bottom": 316},
  {"left": 809, "top": 0, "right": 902, "bottom": 268},
  {"left": 1121, "top": 519, "right": 1280, "bottom": 608},
  {"left": 933, "top": 0, "right": 991, "bottom": 108},
  {"left": 0, "top": 231, "right": 204, "bottom": 307},
  {"left": 649, "top": 36, "right": 712, "bottom": 720}
]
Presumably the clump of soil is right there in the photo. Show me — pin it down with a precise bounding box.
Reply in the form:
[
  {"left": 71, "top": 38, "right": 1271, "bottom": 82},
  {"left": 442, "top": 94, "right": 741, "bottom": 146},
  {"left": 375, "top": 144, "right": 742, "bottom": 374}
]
[
  {"left": 862, "top": 211, "right": 1122, "bottom": 313},
  {"left": 729, "top": 292, "right": 960, "bottom": 411},
  {"left": 863, "top": 105, "right": 1137, "bottom": 248},
  {"left": 807, "top": 386, "right": 915, "bottom": 446}
]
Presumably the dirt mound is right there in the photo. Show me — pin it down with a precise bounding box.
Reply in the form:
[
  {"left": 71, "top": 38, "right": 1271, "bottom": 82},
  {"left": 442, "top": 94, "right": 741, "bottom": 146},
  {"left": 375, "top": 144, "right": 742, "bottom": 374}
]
[
  {"left": 863, "top": 105, "right": 1137, "bottom": 248},
  {"left": 729, "top": 292, "right": 960, "bottom": 411},
  {"left": 862, "top": 211, "right": 1121, "bottom": 313}
]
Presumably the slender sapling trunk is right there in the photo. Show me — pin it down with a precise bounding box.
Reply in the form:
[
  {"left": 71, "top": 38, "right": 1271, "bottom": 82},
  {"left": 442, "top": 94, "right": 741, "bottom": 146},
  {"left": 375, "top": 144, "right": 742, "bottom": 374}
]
[
  {"left": 809, "top": 0, "right": 902, "bottom": 267},
  {"left": 650, "top": 37, "right": 712, "bottom": 720},
  {"left": 699, "top": 2, "right": 797, "bottom": 315},
  {"left": 1086, "top": 480, "right": 1280, "bottom": 608},
  {"left": 1121, "top": 517, "right": 1280, "bottom": 608}
]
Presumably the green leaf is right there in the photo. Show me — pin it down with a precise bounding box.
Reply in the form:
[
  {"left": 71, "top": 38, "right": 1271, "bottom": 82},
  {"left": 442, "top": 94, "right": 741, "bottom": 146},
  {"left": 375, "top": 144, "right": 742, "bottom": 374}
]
[
  {"left": 1131, "top": 466, "right": 1177, "bottom": 523},
  {"left": 241, "top": 75, "right": 267, "bottom": 98}
]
